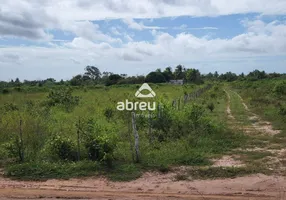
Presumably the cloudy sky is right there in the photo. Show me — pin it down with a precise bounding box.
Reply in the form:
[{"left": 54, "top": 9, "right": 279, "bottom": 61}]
[{"left": 0, "top": 0, "right": 286, "bottom": 81}]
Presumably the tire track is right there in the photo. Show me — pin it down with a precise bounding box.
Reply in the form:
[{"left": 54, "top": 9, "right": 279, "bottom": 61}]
[
  {"left": 224, "top": 89, "right": 235, "bottom": 120},
  {"left": 231, "top": 90, "right": 280, "bottom": 135}
]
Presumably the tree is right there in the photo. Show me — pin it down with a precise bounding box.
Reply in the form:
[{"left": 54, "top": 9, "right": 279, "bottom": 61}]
[
  {"left": 45, "top": 78, "right": 56, "bottom": 83},
  {"left": 214, "top": 71, "right": 219, "bottom": 79},
  {"left": 247, "top": 70, "right": 267, "bottom": 80},
  {"left": 70, "top": 75, "right": 83, "bottom": 86},
  {"left": 219, "top": 72, "right": 238, "bottom": 82},
  {"left": 59, "top": 79, "right": 65, "bottom": 85},
  {"left": 120, "top": 74, "right": 127, "bottom": 78},
  {"left": 205, "top": 72, "right": 214, "bottom": 80},
  {"left": 174, "top": 65, "right": 184, "bottom": 79},
  {"left": 105, "top": 74, "right": 122, "bottom": 86},
  {"left": 238, "top": 73, "right": 245, "bottom": 80},
  {"left": 15, "top": 78, "right": 20, "bottom": 84},
  {"left": 84, "top": 66, "right": 101, "bottom": 82},
  {"left": 14, "top": 78, "right": 21, "bottom": 86},
  {"left": 162, "top": 67, "right": 173, "bottom": 82},
  {"left": 185, "top": 69, "right": 202, "bottom": 84},
  {"left": 145, "top": 72, "right": 166, "bottom": 83},
  {"left": 269, "top": 73, "right": 281, "bottom": 78}
]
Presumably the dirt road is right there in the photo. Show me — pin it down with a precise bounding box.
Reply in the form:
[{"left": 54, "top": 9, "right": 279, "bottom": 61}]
[{"left": 0, "top": 172, "right": 286, "bottom": 199}]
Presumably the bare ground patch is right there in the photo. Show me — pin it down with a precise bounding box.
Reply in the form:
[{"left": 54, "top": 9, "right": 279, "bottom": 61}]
[
  {"left": 224, "top": 90, "right": 235, "bottom": 120},
  {"left": 211, "top": 156, "right": 245, "bottom": 167},
  {"left": 0, "top": 172, "right": 286, "bottom": 199}
]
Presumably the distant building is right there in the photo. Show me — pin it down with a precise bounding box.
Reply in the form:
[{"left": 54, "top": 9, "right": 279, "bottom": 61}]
[{"left": 169, "top": 79, "right": 184, "bottom": 85}]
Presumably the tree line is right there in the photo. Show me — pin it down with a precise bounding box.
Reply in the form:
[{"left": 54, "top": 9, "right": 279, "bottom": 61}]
[{"left": 1, "top": 65, "right": 285, "bottom": 90}]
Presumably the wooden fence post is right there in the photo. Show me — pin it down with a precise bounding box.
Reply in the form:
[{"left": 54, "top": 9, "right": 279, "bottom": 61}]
[
  {"left": 131, "top": 112, "right": 140, "bottom": 163},
  {"left": 76, "top": 118, "right": 81, "bottom": 161},
  {"left": 148, "top": 110, "right": 152, "bottom": 143},
  {"left": 19, "top": 119, "right": 24, "bottom": 162},
  {"left": 127, "top": 112, "right": 135, "bottom": 162},
  {"left": 172, "top": 100, "right": 176, "bottom": 108}
]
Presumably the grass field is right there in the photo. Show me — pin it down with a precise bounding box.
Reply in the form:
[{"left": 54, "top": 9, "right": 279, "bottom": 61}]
[{"left": 0, "top": 79, "right": 285, "bottom": 181}]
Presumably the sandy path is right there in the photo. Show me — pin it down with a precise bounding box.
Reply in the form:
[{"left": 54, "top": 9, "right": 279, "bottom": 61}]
[
  {"left": 231, "top": 90, "right": 280, "bottom": 135},
  {"left": 224, "top": 89, "right": 235, "bottom": 120},
  {"left": 0, "top": 173, "right": 286, "bottom": 199}
]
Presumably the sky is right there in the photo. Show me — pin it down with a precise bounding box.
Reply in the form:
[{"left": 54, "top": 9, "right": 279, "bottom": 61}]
[{"left": 0, "top": 0, "right": 286, "bottom": 81}]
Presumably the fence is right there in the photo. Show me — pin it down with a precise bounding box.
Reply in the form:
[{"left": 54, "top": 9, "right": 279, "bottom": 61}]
[
  {"left": 4, "top": 84, "right": 212, "bottom": 164},
  {"left": 131, "top": 83, "right": 213, "bottom": 162},
  {"left": 171, "top": 84, "right": 212, "bottom": 110}
]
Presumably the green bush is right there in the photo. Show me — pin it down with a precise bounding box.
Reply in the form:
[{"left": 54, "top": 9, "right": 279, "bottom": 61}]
[
  {"left": 2, "top": 141, "right": 19, "bottom": 159},
  {"left": 5, "top": 161, "right": 99, "bottom": 180},
  {"left": 175, "top": 152, "right": 211, "bottom": 166},
  {"left": 104, "top": 108, "right": 114, "bottom": 121},
  {"left": 152, "top": 106, "right": 173, "bottom": 141},
  {"left": 1, "top": 134, "right": 24, "bottom": 162},
  {"left": 278, "top": 105, "right": 286, "bottom": 116},
  {"left": 185, "top": 103, "right": 205, "bottom": 131},
  {"left": 46, "top": 88, "right": 80, "bottom": 112},
  {"left": 46, "top": 134, "right": 77, "bottom": 161},
  {"left": 2, "top": 88, "right": 10, "bottom": 94},
  {"left": 14, "top": 87, "right": 22, "bottom": 92},
  {"left": 3, "top": 103, "right": 19, "bottom": 112},
  {"left": 85, "top": 135, "right": 115, "bottom": 167},
  {"left": 0, "top": 143, "right": 11, "bottom": 160},
  {"left": 273, "top": 81, "right": 286, "bottom": 96},
  {"left": 207, "top": 102, "right": 215, "bottom": 112}
]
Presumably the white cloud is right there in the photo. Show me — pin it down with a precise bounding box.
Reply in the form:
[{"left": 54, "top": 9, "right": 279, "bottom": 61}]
[
  {"left": 2, "top": 19, "right": 285, "bottom": 79},
  {"left": 66, "top": 37, "right": 114, "bottom": 53},
  {"left": 124, "top": 34, "right": 133, "bottom": 42},
  {"left": 110, "top": 27, "right": 121, "bottom": 35},
  {"left": 1, "top": 0, "right": 286, "bottom": 80},
  {"left": 120, "top": 52, "right": 142, "bottom": 61},
  {"left": 0, "top": 0, "right": 56, "bottom": 40},
  {"left": 25, "top": 0, "right": 286, "bottom": 21},
  {"left": 122, "top": 18, "right": 166, "bottom": 30},
  {"left": 174, "top": 24, "right": 218, "bottom": 30},
  {"left": 61, "top": 21, "right": 122, "bottom": 43},
  {"left": 0, "top": 53, "right": 22, "bottom": 63},
  {"left": 70, "top": 58, "right": 80, "bottom": 64}
]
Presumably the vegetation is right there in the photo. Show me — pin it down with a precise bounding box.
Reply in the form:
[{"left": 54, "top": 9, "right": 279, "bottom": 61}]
[{"left": 0, "top": 66, "right": 285, "bottom": 181}]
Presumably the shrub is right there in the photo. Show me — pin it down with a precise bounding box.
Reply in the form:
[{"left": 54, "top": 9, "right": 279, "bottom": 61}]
[
  {"left": 1, "top": 135, "right": 24, "bottom": 162},
  {"left": 5, "top": 161, "right": 99, "bottom": 180},
  {"left": 278, "top": 105, "right": 286, "bottom": 116},
  {"left": 152, "top": 106, "right": 173, "bottom": 141},
  {"left": 145, "top": 72, "right": 166, "bottom": 83},
  {"left": 185, "top": 103, "right": 205, "bottom": 130},
  {"left": 2, "top": 88, "right": 9, "bottom": 94},
  {"left": 273, "top": 81, "right": 286, "bottom": 96},
  {"left": 46, "top": 134, "right": 77, "bottom": 161},
  {"left": 14, "top": 87, "right": 22, "bottom": 92},
  {"left": 104, "top": 108, "right": 114, "bottom": 121},
  {"left": 210, "top": 93, "right": 216, "bottom": 99},
  {"left": 3, "top": 103, "right": 19, "bottom": 112},
  {"left": 1, "top": 142, "right": 17, "bottom": 160},
  {"left": 207, "top": 102, "right": 215, "bottom": 112},
  {"left": 84, "top": 135, "right": 115, "bottom": 167},
  {"left": 46, "top": 88, "right": 80, "bottom": 112}
]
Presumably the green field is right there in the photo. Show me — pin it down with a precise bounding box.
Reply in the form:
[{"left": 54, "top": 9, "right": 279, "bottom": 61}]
[{"left": 0, "top": 76, "right": 285, "bottom": 181}]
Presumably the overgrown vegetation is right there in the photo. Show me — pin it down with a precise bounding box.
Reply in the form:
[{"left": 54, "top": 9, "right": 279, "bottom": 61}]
[
  {"left": 0, "top": 67, "right": 285, "bottom": 181},
  {"left": 232, "top": 78, "right": 286, "bottom": 131}
]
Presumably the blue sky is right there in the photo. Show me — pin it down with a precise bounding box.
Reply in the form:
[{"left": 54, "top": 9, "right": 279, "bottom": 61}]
[{"left": 0, "top": 0, "right": 286, "bottom": 81}]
